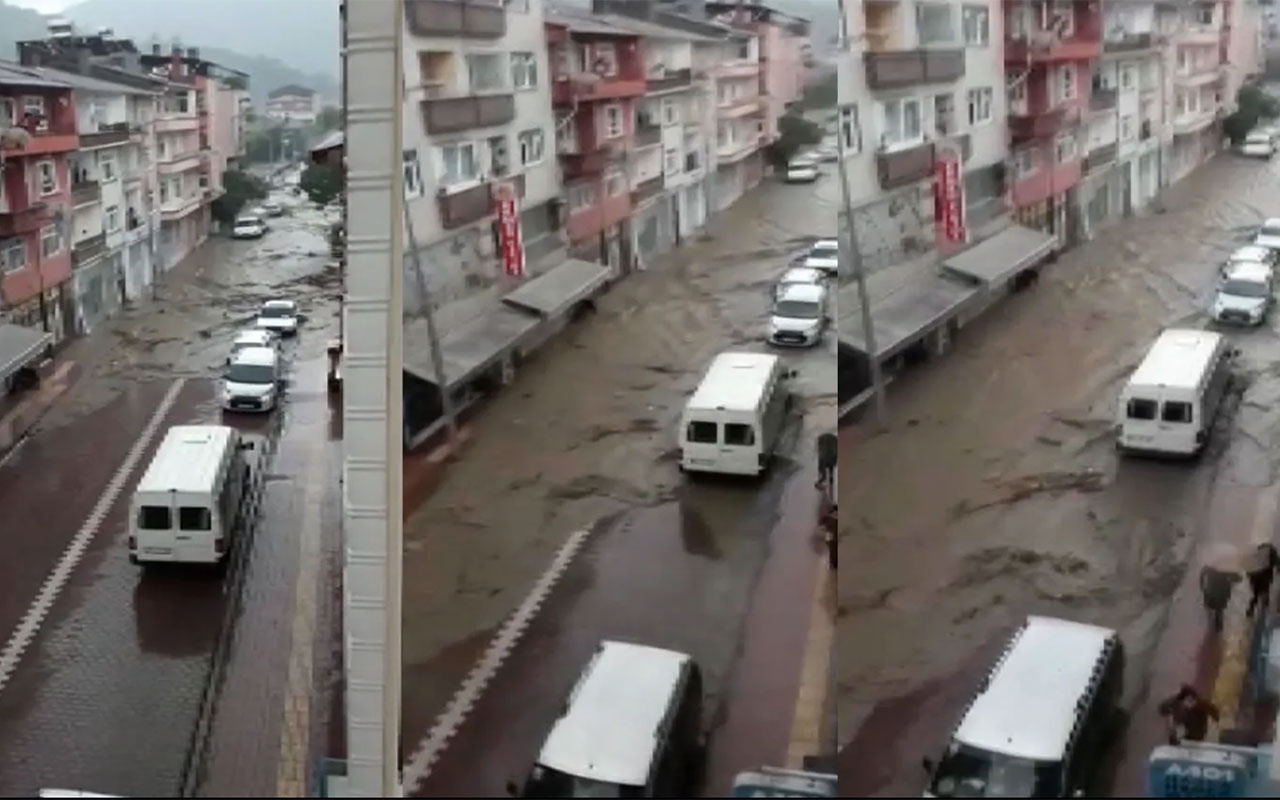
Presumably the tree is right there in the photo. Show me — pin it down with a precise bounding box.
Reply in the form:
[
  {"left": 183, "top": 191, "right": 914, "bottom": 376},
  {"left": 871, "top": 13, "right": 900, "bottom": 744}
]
[
  {"left": 799, "top": 72, "right": 837, "bottom": 111},
  {"left": 766, "top": 112, "right": 824, "bottom": 169},
  {"left": 211, "top": 170, "right": 269, "bottom": 224},
  {"left": 314, "top": 105, "right": 343, "bottom": 132},
  {"left": 1223, "top": 84, "right": 1280, "bottom": 145},
  {"left": 300, "top": 162, "right": 344, "bottom": 205}
]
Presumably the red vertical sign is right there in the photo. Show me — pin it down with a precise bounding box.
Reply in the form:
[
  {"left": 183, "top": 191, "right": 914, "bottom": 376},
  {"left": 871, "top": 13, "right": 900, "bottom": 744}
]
[
  {"left": 933, "top": 153, "right": 967, "bottom": 245},
  {"left": 495, "top": 182, "right": 525, "bottom": 277}
]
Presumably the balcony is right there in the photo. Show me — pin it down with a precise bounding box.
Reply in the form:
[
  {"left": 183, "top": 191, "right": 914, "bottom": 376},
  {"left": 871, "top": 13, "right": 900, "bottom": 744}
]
[
  {"left": 0, "top": 204, "right": 49, "bottom": 237},
  {"left": 1172, "top": 108, "right": 1216, "bottom": 136},
  {"left": 71, "top": 180, "right": 101, "bottom": 207},
  {"left": 1009, "top": 105, "right": 1080, "bottom": 142},
  {"left": 79, "top": 123, "right": 131, "bottom": 149},
  {"left": 1005, "top": 32, "right": 1103, "bottom": 64},
  {"left": 716, "top": 61, "right": 761, "bottom": 79},
  {"left": 631, "top": 175, "right": 664, "bottom": 206},
  {"left": 438, "top": 174, "right": 526, "bottom": 229},
  {"left": 71, "top": 232, "right": 107, "bottom": 268},
  {"left": 560, "top": 149, "right": 618, "bottom": 180},
  {"left": 157, "top": 151, "right": 203, "bottom": 173},
  {"left": 863, "top": 49, "right": 965, "bottom": 90},
  {"left": 1104, "top": 32, "right": 1155, "bottom": 53},
  {"left": 1174, "top": 26, "right": 1220, "bottom": 46},
  {"left": 0, "top": 125, "right": 78, "bottom": 157},
  {"left": 717, "top": 138, "right": 758, "bottom": 164},
  {"left": 646, "top": 67, "right": 693, "bottom": 94},
  {"left": 405, "top": 0, "right": 505, "bottom": 38},
  {"left": 124, "top": 220, "right": 149, "bottom": 245},
  {"left": 877, "top": 142, "right": 934, "bottom": 190},
  {"left": 1084, "top": 141, "right": 1118, "bottom": 172},
  {"left": 154, "top": 114, "right": 199, "bottom": 133},
  {"left": 420, "top": 94, "right": 515, "bottom": 135},
  {"left": 1089, "top": 87, "right": 1118, "bottom": 112},
  {"left": 717, "top": 96, "right": 761, "bottom": 119},
  {"left": 551, "top": 74, "right": 646, "bottom": 105},
  {"left": 1174, "top": 64, "right": 1220, "bottom": 87},
  {"left": 160, "top": 194, "right": 204, "bottom": 220}
]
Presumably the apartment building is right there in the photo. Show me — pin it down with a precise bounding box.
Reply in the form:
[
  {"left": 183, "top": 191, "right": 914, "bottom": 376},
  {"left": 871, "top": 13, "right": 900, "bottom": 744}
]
[
  {"left": 1167, "top": 0, "right": 1224, "bottom": 181},
  {"left": 264, "top": 84, "right": 319, "bottom": 125}
]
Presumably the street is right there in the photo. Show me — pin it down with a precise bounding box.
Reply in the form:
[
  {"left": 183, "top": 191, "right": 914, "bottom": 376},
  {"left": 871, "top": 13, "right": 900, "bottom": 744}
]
[
  {"left": 838, "top": 151, "right": 1280, "bottom": 796},
  {"left": 398, "top": 170, "right": 840, "bottom": 797},
  {"left": 0, "top": 191, "right": 340, "bottom": 797}
]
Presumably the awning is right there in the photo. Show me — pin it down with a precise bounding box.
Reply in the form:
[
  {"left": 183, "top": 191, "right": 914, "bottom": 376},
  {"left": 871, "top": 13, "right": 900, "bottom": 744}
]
[
  {"left": 403, "top": 306, "right": 540, "bottom": 390},
  {"left": 941, "top": 224, "right": 1057, "bottom": 288},
  {"left": 501, "top": 258, "right": 611, "bottom": 318},
  {"left": 0, "top": 323, "right": 51, "bottom": 384},
  {"left": 838, "top": 274, "right": 978, "bottom": 360}
]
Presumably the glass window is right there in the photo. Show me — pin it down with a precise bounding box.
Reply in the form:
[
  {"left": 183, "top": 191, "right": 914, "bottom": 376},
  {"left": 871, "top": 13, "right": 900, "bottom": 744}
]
[
  {"left": 1221, "top": 279, "right": 1269, "bottom": 298},
  {"left": 1127, "top": 398, "right": 1158, "bottom": 420},
  {"left": 724, "top": 424, "right": 756, "bottom": 446},
  {"left": 962, "top": 5, "right": 990, "bottom": 45},
  {"left": 436, "top": 142, "right": 478, "bottom": 186},
  {"left": 1, "top": 241, "right": 25, "bottom": 274},
  {"left": 225, "top": 362, "right": 276, "bottom": 385},
  {"left": 604, "top": 104, "right": 624, "bottom": 138},
  {"left": 518, "top": 128, "right": 545, "bottom": 166},
  {"left": 916, "top": 3, "right": 956, "bottom": 45},
  {"left": 511, "top": 52, "right": 538, "bottom": 89},
  {"left": 929, "top": 743, "right": 1063, "bottom": 797},
  {"left": 105, "top": 205, "right": 120, "bottom": 232},
  {"left": 37, "top": 160, "right": 57, "bottom": 194},
  {"left": 686, "top": 421, "right": 718, "bottom": 443},
  {"left": 774, "top": 300, "right": 822, "bottom": 319},
  {"left": 466, "top": 53, "right": 507, "bottom": 92},
  {"left": 179, "top": 506, "right": 212, "bottom": 531},
  {"left": 967, "top": 87, "right": 993, "bottom": 125},
  {"left": 403, "top": 149, "right": 423, "bottom": 198},
  {"left": 40, "top": 225, "right": 60, "bottom": 258},
  {"left": 138, "top": 506, "right": 172, "bottom": 530},
  {"left": 1162, "top": 401, "right": 1193, "bottom": 423},
  {"left": 592, "top": 43, "right": 618, "bottom": 76},
  {"left": 1058, "top": 64, "right": 1077, "bottom": 102},
  {"left": 880, "top": 97, "right": 922, "bottom": 149}
]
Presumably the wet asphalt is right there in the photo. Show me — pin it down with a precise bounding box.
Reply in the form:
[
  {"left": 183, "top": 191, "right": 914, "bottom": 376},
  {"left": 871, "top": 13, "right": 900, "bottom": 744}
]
[
  {"left": 839, "top": 150, "right": 1280, "bottom": 796},
  {"left": 0, "top": 187, "right": 340, "bottom": 797}
]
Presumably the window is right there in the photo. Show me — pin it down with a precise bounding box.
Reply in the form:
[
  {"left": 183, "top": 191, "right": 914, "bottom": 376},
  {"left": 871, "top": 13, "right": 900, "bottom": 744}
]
[
  {"left": 962, "top": 5, "right": 990, "bottom": 46},
  {"left": 99, "top": 151, "right": 117, "bottom": 182},
  {"left": 1057, "top": 65, "right": 1076, "bottom": 102},
  {"left": 1009, "top": 5, "right": 1032, "bottom": 39},
  {"left": 737, "top": 40, "right": 751, "bottom": 60},
  {"left": 967, "top": 87, "right": 993, "bottom": 126},
  {"left": 686, "top": 421, "right": 717, "bottom": 443},
  {"left": 1050, "top": 0, "right": 1074, "bottom": 35},
  {"left": 879, "top": 97, "right": 922, "bottom": 149},
  {"left": 1120, "top": 114, "right": 1135, "bottom": 141},
  {"left": 662, "top": 99, "right": 678, "bottom": 125},
  {"left": 0, "top": 240, "right": 25, "bottom": 274},
  {"left": 1126, "top": 398, "right": 1157, "bottom": 420},
  {"left": 1015, "top": 148, "right": 1036, "bottom": 177},
  {"left": 159, "top": 179, "right": 170, "bottom": 204},
  {"left": 179, "top": 506, "right": 212, "bottom": 531},
  {"left": 1195, "top": 3, "right": 1213, "bottom": 25},
  {"left": 466, "top": 53, "right": 506, "bottom": 92},
  {"left": 724, "top": 424, "right": 756, "bottom": 446},
  {"left": 518, "top": 128, "right": 545, "bottom": 166},
  {"left": 605, "top": 171, "right": 625, "bottom": 196},
  {"left": 591, "top": 43, "right": 618, "bottom": 76},
  {"left": 603, "top": 104, "right": 624, "bottom": 138},
  {"left": 436, "top": 141, "right": 478, "bottom": 187},
  {"left": 1120, "top": 65, "right": 1136, "bottom": 90},
  {"left": 488, "top": 135, "right": 510, "bottom": 176},
  {"left": 840, "top": 105, "right": 861, "bottom": 155},
  {"left": 22, "top": 95, "right": 45, "bottom": 125},
  {"left": 40, "top": 225, "right": 59, "bottom": 259},
  {"left": 569, "top": 183, "right": 593, "bottom": 211},
  {"left": 0, "top": 98, "right": 12, "bottom": 125},
  {"left": 511, "top": 52, "right": 538, "bottom": 90},
  {"left": 36, "top": 160, "right": 57, "bottom": 195},
  {"left": 664, "top": 147, "right": 680, "bottom": 175},
  {"left": 105, "top": 205, "right": 120, "bottom": 232},
  {"left": 916, "top": 3, "right": 955, "bottom": 45},
  {"left": 403, "top": 149, "right": 423, "bottom": 198},
  {"left": 1162, "top": 401, "right": 1193, "bottom": 424},
  {"left": 1007, "top": 79, "right": 1027, "bottom": 114},
  {"left": 137, "top": 506, "right": 172, "bottom": 530},
  {"left": 684, "top": 149, "right": 701, "bottom": 172},
  {"left": 1055, "top": 133, "right": 1076, "bottom": 163}
]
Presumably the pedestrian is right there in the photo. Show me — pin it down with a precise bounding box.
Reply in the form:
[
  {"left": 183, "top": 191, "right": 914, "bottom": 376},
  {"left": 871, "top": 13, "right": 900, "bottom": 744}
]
[
  {"left": 821, "top": 503, "right": 838, "bottom": 570},
  {"left": 1200, "top": 565, "right": 1240, "bottom": 632},
  {"left": 816, "top": 432, "right": 837, "bottom": 491},
  {"left": 1246, "top": 543, "right": 1280, "bottom": 618},
  {"left": 1158, "top": 684, "right": 1220, "bottom": 745}
]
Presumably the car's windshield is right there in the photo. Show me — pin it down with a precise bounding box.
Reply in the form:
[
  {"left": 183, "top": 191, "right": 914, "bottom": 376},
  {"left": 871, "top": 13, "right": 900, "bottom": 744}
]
[
  {"left": 1248, "top": 135, "right": 1271, "bottom": 144},
  {"left": 520, "top": 765, "right": 641, "bottom": 798},
  {"left": 1221, "top": 279, "right": 1269, "bottom": 298},
  {"left": 809, "top": 245, "right": 838, "bottom": 259},
  {"left": 224, "top": 363, "right": 275, "bottom": 384},
  {"left": 260, "top": 305, "right": 293, "bottom": 318},
  {"left": 930, "top": 744, "right": 1062, "bottom": 798},
  {"left": 775, "top": 300, "right": 822, "bottom": 319},
  {"left": 1260, "top": 226, "right": 1280, "bottom": 238},
  {"left": 236, "top": 217, "right": 262, "bottom": 225}
]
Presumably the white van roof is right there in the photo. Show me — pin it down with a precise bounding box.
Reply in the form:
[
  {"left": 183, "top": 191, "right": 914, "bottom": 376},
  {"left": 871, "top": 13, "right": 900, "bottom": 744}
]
[
  {"left": 134, "top": 425, "right": 236, "bottom": 496},
  {"left": 1128, "top": 328, "right": 1224, "bottom": 392},
  {"left": 537, "top": 640, "right": 691, "bottom": 787},
  {"left": 687, "top": 352, "right": 780, "bottom": 413}
]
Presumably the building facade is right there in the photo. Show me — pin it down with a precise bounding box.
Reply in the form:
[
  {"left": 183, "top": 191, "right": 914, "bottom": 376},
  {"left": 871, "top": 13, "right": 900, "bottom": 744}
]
[{"left": 264, "top": 84, "right": 319, "bottom": 124}]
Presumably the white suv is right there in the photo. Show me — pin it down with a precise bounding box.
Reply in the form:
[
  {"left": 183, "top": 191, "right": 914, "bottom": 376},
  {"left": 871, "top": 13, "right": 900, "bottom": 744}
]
[{"left": 802, "top": 239, "right": 840, "bottom": 276}]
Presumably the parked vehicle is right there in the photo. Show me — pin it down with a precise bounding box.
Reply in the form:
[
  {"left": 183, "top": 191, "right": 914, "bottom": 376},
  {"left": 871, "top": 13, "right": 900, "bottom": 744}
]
[
  {"left": 801, "top": 239, "right": 840, "bottom": 276},
  {"left": 256, "top": 299, "right": 300, "bottom": 336},
  {"left": 769, "top": 283, "right": 830, "bottom": 347},
  {"left": 227, "top": 328, "right": 279, "bottom": 364},
  {"left": 1241, "top": 131, "right": 1275, "bottom": 158},
  {"left": 232, "top": 214, "right": 266, "bottom": 239},
  {"left": 1116, "top": 328, "right": 1235, "bottom": 457},
  {"left": 510, "top": 640, "right": 705, "bottom": 798},
  {"left": 785, "top": 157, "right": 819, "bottom": 183},
  {"left": 922, "top": 616, "right": 1124, "bottom": 798},
  {"left": 732, "top": 767, "right": 837, "bottom": 797},
  {"left": 261, "top": 199, "right": 284, "bottom": 217},
  {"left": 128, "top": 425, "right": 252, "bottom": 566},
  {"left": 222, "top": 346, "right": 283, "bottom": 413},
  {"left": 774, "top": 266, "right": 826, "bottom": 301},
  {"left": 1254, "top": 217, "right": 1280, "bottom": 250},
  {"left": 679, "top": 351, "right": 792, "bottom": 476},
  {"left": 1213, "top": 261, "right": 1274, "bottom": 326},
  {"left": 1224, "top": 244, "right": 1279, "bottom": 275}
]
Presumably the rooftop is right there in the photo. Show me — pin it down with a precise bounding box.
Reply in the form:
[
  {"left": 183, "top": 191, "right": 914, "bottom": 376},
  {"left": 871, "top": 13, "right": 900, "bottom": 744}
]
[
  {"left": 1128, "top": 328, "right": 1226, "bottom": 391},
  {"left": 0, "top": 60, "right": 69, "bottom": 90},
  {"left": 134, "top": 425, "right": 237, "bottom": 497},
  {"left": 687, "top": 351, "right": 780, "bottom": 412}
]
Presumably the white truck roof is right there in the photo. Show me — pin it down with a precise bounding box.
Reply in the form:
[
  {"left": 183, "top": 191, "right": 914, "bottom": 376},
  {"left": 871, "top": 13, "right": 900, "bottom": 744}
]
[
  {"left": 1128, "top": 329, "right": 1224, "bottom": 393},
  {"left": 134, "top": 425, "right": 236, "bottom": 497},
  {"left": 687, "top": 352, "right": 780, "bottom": 413}
]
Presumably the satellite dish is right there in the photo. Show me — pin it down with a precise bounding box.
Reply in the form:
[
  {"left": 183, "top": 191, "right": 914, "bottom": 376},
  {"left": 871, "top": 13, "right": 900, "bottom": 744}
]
[{"left": 0, "top": 127, "right": 31, "bottom": 150}]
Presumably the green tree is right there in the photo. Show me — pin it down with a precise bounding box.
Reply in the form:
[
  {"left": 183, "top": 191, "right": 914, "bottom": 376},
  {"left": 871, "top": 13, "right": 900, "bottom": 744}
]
[
  {"left": 211, "top": 170, "right": 269, "bottom": 224},
  {"left": 300, "top": 163, "right": 344, "bottom": 205},
  {"left": 1223, "top": 84, "right": 1280, "bottom": 144},
  {"left": 314, "top": 105, "right": 343, "bottom": 132},
  {"left": 766, "top": 113, "right": 824, "bottom": 169},
  {"left": 799, "top": 72, "right": 837, "bottom": 111}
]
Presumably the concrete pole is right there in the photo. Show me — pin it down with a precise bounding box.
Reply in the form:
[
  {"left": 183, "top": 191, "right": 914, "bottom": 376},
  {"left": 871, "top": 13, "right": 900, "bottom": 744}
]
[
  {"left": 402, "top": 201, "right": 460, "bottom": 444},
  {"left": 341, "top": 0, "right": 403, "bottom": 796}
]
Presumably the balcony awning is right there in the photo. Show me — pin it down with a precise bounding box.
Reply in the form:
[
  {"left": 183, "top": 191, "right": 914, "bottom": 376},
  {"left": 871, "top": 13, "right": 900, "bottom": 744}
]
[
  {"left": 501, "top": 258, "right": 611, "bottom": 318},
  {"left": 0, "top": 323, "right": 50, "bottom": 385},
  {"left": 404, "top": 305, "right": 539, "bottom": 391},
  {"left": 941, "top": 224, "right": 1057, "bottom": 288}
]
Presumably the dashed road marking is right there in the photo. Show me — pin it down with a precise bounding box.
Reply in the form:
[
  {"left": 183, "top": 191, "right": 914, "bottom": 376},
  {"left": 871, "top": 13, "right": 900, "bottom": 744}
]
[
  {"left": 401, "top": 526, "right": 594, "bottom": 793},
  {"left": 0, "top": 378, "right": 186, "bottom": 692}
]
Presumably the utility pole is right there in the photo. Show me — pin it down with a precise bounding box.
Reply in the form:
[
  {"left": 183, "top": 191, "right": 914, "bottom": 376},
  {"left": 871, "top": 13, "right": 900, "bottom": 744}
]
[{"left": 402, "top": 201, "right": 459, "bottom": 444}]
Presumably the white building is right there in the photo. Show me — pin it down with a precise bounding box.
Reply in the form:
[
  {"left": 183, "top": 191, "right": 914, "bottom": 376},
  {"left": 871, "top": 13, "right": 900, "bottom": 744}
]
[
  {"left": 264, "top": 84, "right": 319, "bottom": 125},
  {"left": 708, "top": 31, "right": 766, "bottom": 212}
]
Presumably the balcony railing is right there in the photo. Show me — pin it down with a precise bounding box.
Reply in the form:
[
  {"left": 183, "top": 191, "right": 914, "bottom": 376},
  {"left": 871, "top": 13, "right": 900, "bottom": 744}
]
[
  {"left": 877, "top": 142, "right": 934, "bottom": 190},
  {"left": 71, "top": 180, "right": 101, "bottom": 207},
  {"left": 421, "top": 94, "right": 515, "bottom": 135},
  {"left": 635, "top": 122, "right": 662, "bottom": 147},
  {"left": 551, "top": 74, "right": 646, "bottom": 105},
  {"left": 646, "top": 67, "right": 693, "bottom": 93},
  {"left": 80, "top": 123, "right": 131, "bottom": 149},
  {"left": 560, "top": 149, "right": 615, "bottom": 179},
  {"left": 1006, "top": 32, "right": 1103, "bottom": 64},
  {"left": 1104, "top": 32, "right": 1154, "bottom": 52},
  {"left": 0, "top": 203, "right": 49, "bottom": 237},
  {"left": 1009, "top": 106, "right": 1079, "bottom": 141},
  {"left": 405, "top": 0, "right": 505, "bottom": 38},
  {"left": 1085, "top": 141, "right": 1118, "bottom": 172},
  {"left": 438, "top": 174, "right": 526, "bottom": 229},
  {"left": 631, "top": 175, "right": 664, "bottom": 205},
  {"left": 864, "top": 48, "right": 965, "bottom": 90},
  {"left": 1090, "top": 87, "right": 1118, "bottom": 112},
  {"left": 71, "top": 231, "right": 107, "bottom": 267}
]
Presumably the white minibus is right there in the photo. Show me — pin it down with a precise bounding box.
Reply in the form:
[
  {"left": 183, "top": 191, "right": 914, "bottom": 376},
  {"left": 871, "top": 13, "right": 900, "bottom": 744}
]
[
  {"left": 128, "top": 425, "right": 252, "bottom": 565},
  {"left": 1116, "top": 329, "right": 1234, "bottom": 457},
  {"left": 679, "top": 351, "right": 791, "bottom": 477}
]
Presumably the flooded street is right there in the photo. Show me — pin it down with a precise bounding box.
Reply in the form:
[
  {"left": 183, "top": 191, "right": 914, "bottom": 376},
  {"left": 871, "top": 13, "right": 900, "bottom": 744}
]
[
  {"left": 0, "top": 189, "right": 340, "bottom": 797},
  {"left": 399, "top": 172, "right": 839, "bottom": 796},
  {"left": 838, "top": 152, "right": 1280, "bottom": 796}
]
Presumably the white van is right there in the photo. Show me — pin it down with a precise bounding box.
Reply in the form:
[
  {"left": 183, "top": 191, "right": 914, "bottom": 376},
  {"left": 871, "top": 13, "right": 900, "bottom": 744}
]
[
  {"left": 679, "top": 351, "right": 791, "bottom": 476},
  {"left": 923, "top": 616, "right": 1124, "bottom": 798},
  {"left": 128, "top": 425, "right": 252, "bottom": 565},
  {"left": 769, "top": 283, "right": 829, "bottom": 347},
  {"left": 1213, "top": 260, "right": 1274, "bottom": 325},
  {"left": 1117, "top": 329, "right": 1234, "bottom": 457},
  {"left": 222, "top": 346, "right": 282, "bottom": 413}
]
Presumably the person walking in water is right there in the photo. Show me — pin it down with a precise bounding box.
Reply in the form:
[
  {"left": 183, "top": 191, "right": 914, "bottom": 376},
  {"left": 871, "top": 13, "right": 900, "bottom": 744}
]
[
  {"left": 1158, "top": 684, "right": 1219, "bottom": 744},
  {"left": 816, "top": 432, "right": 837, "bottom": 492},
  {"left": 1201, "top": 564, "right": 1240, "bottom": 632},
  {"left": 1246, "top": 542, "right": 1280, "bottom": 618}
]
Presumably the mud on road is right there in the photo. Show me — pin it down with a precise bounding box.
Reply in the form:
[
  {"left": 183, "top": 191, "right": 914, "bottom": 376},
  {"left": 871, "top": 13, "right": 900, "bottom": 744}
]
[{"left": 838, "top": 153, "right": 1280, "bottom": 796}]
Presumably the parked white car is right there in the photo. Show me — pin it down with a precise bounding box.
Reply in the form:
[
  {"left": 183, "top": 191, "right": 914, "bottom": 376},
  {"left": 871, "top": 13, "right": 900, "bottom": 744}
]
[
  {"left": 1255, "top": 218, "right": 1280, "bottom": 250},
  {"left": 1214, "top": 261, "right": 1275, "bottom": 326},
  {"left": 774, "top": 266, "right": 826, "bottom": 300},
  {"left": 227, "top": 328, "right": 280, "bottom": 364},
  {"left": 1241, "top": 131, "right": 1275, "bottom": 158},
  {"left": 221, "top": 346, "right": 282, "bottom": 413},
  {"left": 801, "top": 239, "right": 840, "bottom": 276},
  {"left": 255, "top": 299, "right": 300, "bottom": 336},
  {"left": 769, "top": 283, "right": 830, "bottom": 347},
  {"left": 261, "top": 199, "right": 284, "bottom": 217},
  {"left": 232, "top": 214, "right": 266, "bottom": 239},
  {"left": 785, "top": 157, "right": 819, "bottom": 183}
]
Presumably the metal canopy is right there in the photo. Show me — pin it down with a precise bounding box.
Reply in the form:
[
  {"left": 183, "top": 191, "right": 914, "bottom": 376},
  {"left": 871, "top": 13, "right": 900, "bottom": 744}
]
[{"left": 0, "top": 324, "right": 50, "bottom": 384}]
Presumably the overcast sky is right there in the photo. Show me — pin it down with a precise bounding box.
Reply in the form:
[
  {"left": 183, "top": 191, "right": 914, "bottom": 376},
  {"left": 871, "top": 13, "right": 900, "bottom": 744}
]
[{"left": 8, "top": 0, "right": 71, "bottom": 13}]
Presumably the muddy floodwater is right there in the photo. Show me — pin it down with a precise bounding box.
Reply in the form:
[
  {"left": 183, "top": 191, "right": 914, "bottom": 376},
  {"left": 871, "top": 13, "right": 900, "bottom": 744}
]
[{"left": 839, "top": 153, "right": 1280, "bottom": 795}]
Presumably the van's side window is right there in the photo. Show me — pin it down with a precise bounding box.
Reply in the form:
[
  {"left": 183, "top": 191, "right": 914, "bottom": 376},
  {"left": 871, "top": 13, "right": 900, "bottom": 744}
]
[
  {"left": 1127, "top": 399, "right": 1158, "bottom": 420},
  {"left": 1162, "top": 401, "right": 1193, "bottom": 424},
  {"left": 724, "top": 423, "right": 755, "bottom": 446},
  {"left": 179, "top": 506, "right": 213, "bottom": 531},
  {"left": 138, "top": 506, "right": 172, "bottom": 530},
  {"left": 686, "top": 421, "right": 717, "bottom": 443}
]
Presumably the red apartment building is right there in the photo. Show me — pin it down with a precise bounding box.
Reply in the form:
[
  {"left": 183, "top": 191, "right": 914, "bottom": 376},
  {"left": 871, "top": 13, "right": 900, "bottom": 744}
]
[
  {"left": 0, "top": 62, "right": 77, "bottom": 343},
  {"left": 546, "top": 13, "right": 647, "bottom": 269},
  {"left": 1005, "top": 0, "right": 1102, "bottom": 245}
]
